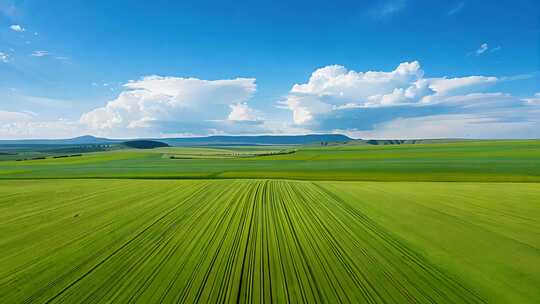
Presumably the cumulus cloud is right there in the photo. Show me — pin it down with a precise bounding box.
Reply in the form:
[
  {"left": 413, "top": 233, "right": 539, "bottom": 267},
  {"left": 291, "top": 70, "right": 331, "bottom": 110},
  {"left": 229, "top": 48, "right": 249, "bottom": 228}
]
[
  {"left": 283, "top": 61, "right": 501, "bottom": 125},
  {"left": 9, "top": 24, "right": 24, "bottom": 32},
  {"left": 279, "top": 60, "right": 540, "bottom": 139},
  {"left": 31, "top": 50, "right": 49, "bottom": 57},
  {"left": 80, "top": 75, "right": 257, "bottom": 134},
  {"left": 228, "top": 102, "right": 260, "bottom": 121}
]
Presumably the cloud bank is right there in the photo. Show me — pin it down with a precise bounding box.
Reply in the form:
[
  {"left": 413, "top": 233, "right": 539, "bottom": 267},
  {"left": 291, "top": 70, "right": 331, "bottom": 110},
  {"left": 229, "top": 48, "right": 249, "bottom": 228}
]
[{"left": 1, "top": 62, "right": 539, "bottom": 139}]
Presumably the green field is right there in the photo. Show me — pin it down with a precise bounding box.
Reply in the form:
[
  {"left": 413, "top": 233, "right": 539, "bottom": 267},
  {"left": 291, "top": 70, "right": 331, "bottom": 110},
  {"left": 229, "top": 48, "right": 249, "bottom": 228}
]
[
  {"left": 1, "top": 180, "right": 539, "bottom": 303},
  {"left": 1, "top": 140, "right": 539, "bottom": 303},
  {"left": 0, "top": 140, "right": 539, "bottom": 181}
]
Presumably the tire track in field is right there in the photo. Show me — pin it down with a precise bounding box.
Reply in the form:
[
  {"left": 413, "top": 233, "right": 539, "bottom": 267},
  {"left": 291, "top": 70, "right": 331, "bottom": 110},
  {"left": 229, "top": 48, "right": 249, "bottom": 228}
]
[
  {"left": 83, "top": 183, "right": 220, "bottom": 303},
  {"left": 36, "top": 182, "right": 211, "bottom": 304},
  {"left": 311, "top": 182, "right": 487, "bottom": 304},
  {"left": 88, "top": 181, "right": 234, "bottom": 304},
  {"left": 0, "top": 182, "right": 154, "bottom": 297}
]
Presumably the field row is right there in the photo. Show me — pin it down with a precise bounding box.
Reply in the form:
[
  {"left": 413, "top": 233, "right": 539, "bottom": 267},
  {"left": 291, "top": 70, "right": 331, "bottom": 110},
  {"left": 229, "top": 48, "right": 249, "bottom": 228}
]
[{"left": 1, "top": 180, "right": 539, "bottom": 303}]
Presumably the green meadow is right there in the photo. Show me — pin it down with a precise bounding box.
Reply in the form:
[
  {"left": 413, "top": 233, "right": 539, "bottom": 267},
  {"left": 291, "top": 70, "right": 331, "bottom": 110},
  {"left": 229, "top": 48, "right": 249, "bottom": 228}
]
[{"left": 1, "top": 140, "right": 539, "bottom": 303}]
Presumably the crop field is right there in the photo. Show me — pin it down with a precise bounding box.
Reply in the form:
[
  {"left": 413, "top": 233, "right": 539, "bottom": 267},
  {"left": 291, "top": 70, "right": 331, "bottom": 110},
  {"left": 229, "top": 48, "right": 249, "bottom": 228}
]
[
  {"left": 1, "top": 179, "right": 539, "bottom": 303},
  {"left": 0, "top": 140, "right": 539, "bottom": 181}
]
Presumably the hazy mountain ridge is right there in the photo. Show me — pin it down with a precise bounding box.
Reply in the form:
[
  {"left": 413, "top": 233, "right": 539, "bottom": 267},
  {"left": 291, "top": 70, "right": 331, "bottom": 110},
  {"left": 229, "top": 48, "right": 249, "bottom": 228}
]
[
  {"left": 0, "top": 134, "right": 481, "bottom": 148},
  {"left": 0, "top": 134, "right": 352, "bottom": 146}
]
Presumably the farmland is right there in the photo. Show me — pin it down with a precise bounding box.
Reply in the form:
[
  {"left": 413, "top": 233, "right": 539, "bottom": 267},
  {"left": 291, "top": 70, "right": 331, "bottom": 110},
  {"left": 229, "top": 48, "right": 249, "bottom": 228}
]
[
  {"left": 0, "top": 140, "right": 539, "bottom": 303},
  {"left": 0, "top": 140, "right": 539, "bottom": 181},
  {"left": 1, "top": 180, "right": 539, "bottom": 303}
]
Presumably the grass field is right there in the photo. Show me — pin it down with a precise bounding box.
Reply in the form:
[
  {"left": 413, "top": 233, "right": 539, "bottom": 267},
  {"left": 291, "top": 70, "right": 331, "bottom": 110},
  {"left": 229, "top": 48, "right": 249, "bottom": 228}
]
[
  {"left": 1, "top": 179, "right": 539, "bottom": 303},
  {"left": 0, "top": 140, "right": 539, "bottom": 181}
]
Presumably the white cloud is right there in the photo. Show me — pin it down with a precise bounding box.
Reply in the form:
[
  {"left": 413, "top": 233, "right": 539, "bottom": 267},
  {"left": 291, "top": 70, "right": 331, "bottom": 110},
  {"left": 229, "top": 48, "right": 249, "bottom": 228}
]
[
  {"left": 476, "top": 43, "right": 488, "bottom": 55},
  {"left": 283, "top": 61, "right": 499, "bottom": 124},
  {"left": 9, "top": 24, "right": 24, "bottom": 32},
  {"left": 290, "top": 61, "right": 424, "bottom": 98},
  {"left": 31, "top": 50, "right": 49, "bottom": 57},
  {"left": 80, "top": 75, "right": 257, "bottom": 132},
  {"left": 283, "top": 94, "right": 333, "bottom": 124},
  {"left": 228, "top": 102, "right": 259, "bottom": 121},
  {"left": 0, "top": 52, "right": 9, "bottom": 63},
  {"left": 366, "top": 79, "right": 433, "bottom": 106}
]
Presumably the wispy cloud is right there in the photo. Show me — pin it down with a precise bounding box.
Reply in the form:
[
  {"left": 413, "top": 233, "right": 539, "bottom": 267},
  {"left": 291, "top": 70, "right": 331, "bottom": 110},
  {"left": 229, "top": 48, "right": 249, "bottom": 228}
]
[
  {"left": 31, "top": 50, "right": 49, "bottom": 57},
  {"left": 500, "top": 72, "right": 537, "bottom": 82},
  {"left": 476, "top": 43, "right": 488, "bottom": 55},
  {"left": 490, "top": 46, "right": 501, "bottom": 53},
  {"left": 370, "top": 0, "right": 406, "bottom": 19},
  {"left": 448, "top": 2, "right": 465, "bottom": 15},
  {"left": 473, "top": 43, "right": 501, "bottom": 56}
]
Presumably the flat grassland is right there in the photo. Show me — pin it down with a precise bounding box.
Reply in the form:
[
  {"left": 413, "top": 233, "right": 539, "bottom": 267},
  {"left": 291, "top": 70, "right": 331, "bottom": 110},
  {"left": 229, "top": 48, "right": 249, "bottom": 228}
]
[{"left": 1, "top": 140, "right": 539, "bottom": 303}]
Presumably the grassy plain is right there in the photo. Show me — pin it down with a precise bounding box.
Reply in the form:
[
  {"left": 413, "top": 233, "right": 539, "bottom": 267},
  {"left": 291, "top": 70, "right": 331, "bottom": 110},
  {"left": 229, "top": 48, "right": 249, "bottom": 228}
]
[
  {"left": 1, "top": 180, "right": 539, "bottom": 303},
  {"left": 0, "top": 140, "right": 539, "bottom": 181}
]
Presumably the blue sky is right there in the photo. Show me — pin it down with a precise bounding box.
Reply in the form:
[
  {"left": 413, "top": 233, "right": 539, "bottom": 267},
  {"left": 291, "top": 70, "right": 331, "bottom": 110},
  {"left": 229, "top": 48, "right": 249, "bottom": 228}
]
[{"left": 0, "top": 0, "right": 539, "bottom": 139}]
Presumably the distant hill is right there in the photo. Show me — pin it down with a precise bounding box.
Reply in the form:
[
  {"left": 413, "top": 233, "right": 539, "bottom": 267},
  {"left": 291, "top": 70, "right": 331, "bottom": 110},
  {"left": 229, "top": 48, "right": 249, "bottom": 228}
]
[
  {"left": 122, "top": 140, "right": 169, "bottom": 149},
  {"left": 0, "top": 135, "right": 120, "bottom": 146},
  {"left": 0, "top": 134, "right": 478, "bottom": 148},
  {"left": 0, "top": 134, "right": 351, "bottom": 147},
  {"left": 160, "top": 134, "right": 352, "bottom": 146}
]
